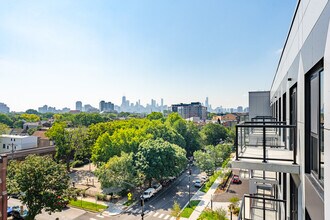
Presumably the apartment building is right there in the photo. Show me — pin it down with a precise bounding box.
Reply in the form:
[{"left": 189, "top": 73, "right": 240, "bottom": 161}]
[
  {"left": 232, "top": 1, "right": 329, "bottom": 219},
  {"left": 171, "top": 102, "right": 207, "bottom": 120}
]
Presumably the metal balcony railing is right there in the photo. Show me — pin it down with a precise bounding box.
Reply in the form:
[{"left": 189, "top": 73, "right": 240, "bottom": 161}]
[
  {"left": 238, "top": 194, "right": 287, "bottom": 220},
  {"left": 234, "top": 119, "right": 297, "bottom": 164}
]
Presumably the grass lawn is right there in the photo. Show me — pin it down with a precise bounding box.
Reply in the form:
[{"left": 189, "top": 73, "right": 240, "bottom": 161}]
[
  {"left": 180, "top": 200, "right": 200, "bottom": 218},
  {"left": 69, "top": 199, "right": 108, "bottom": 212},
  {"left": 200, "top": 171, "right": 222, "bottom": 193}
]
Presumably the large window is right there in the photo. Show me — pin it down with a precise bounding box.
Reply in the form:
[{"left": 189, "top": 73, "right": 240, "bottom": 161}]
[{"left": 306, "top": 67, "right": 324, "bottom": 184}]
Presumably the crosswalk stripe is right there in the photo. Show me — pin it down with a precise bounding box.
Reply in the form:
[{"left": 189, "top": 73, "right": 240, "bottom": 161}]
[
  {"left": 158, "top": 213, "right": 164, "bottom": 218},
  {"left": 132, "top": 209, "right": 139, "bottom": 214},
  {"left": 164, "top": 214, "right": 170, "bottom": 219},
  {"left": 153, "top": 212, "right": 159, "bottom": 217},
  {"left": 170, "top": 217, "right": 176, "bottom": 220},
  {"left": 127, "top": 208, "right": 133, "bottom": 212},
  {"left": 138, "top": 210, "right": 142, "bottom": 214},
  {"left": 96, "top": 214, "right": 104, "bottom": 218},
  {"left": 145, "top": 210, "right": 150, "bottom": 214},
  {"left": 90, "top": 218, "right": 97, "bottom": 220}
]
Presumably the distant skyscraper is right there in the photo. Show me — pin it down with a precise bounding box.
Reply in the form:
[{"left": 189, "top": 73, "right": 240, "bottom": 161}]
[
  {"left": 237, "top": 106, "right": 243, "bottom": 113},
  {"left": 99, "top": 100, "right": 105, "bottom": 111},
  {"left": 76, "top": 101, "right": 82, "bottom": 111},
  {"left": 205, "top": 97, "right": 209, "bottom": 109},
  {"left": 161, "top": 98, "right": 164, "bottom": 107}
]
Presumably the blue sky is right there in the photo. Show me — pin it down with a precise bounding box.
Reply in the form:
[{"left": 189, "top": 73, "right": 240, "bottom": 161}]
[{"left": 0, "top": 0, "right": 297, "bottom": 112}]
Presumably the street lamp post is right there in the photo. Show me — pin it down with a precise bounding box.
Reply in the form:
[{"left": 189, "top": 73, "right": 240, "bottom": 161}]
[
  {"left": 140, "top": 195, "right": 145, "bottom": 220},
  {"left": 188, "top": 165, "right": 191, "bottom": 207}
]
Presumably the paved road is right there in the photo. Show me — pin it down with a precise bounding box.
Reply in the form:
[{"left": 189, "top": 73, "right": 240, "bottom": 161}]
[{"left": 75, "top": 165, "right": 203, "bottom": 220}]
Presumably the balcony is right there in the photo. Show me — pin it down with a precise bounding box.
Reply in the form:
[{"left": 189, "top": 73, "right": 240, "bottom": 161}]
[
  {"left": 238, "top": 194, "right": 286, "bottom": 220},
  {"left": 231, "top": 119, "right": 300, "bottom": 174}
]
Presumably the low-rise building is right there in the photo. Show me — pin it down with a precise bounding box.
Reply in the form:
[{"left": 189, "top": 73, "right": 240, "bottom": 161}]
[{"left": 0, "top": 135, "right": 38, "bottom": 154}]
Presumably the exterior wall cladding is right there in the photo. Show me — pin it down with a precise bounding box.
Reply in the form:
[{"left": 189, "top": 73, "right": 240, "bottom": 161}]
[{"left": 271, "top": 0, "right": 330, "bottom": 219}]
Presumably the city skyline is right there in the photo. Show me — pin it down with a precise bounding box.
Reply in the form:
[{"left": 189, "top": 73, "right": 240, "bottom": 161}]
[
  {"left": 0, "top": 96, "right": 248, "bottom": 113},
  {"left": 0, "top": 1, "right": 297, "bottom": 112}
]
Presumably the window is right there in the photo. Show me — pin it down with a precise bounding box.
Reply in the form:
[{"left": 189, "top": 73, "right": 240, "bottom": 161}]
[
  {"left": 2, "top": 144, "right": 5, "bottom": 149},
  {"left": 306, "top": 66, "right": 324, "bottom": 184}
]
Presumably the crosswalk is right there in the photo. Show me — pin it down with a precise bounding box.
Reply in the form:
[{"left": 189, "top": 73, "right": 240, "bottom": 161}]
[{"left": 125, "top": 208, "right": 176, "bottom": 220}]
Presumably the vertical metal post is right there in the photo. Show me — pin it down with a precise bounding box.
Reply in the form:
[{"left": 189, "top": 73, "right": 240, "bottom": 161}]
[
  {"left": 263, "top": 125, "right": 266, "bottom": 163},
  {"left": 211, "top": 194, "right": 213, "bottom": 210},
  {"left": 141, "top": 196, "right": 144, "bottom": 220},
  {"left": 263, "top": 196, "right": 266, "bottom": 220},
  {"left": 235, "top": 126, "right": 239, "bottom": 161},
  {"left": 188, "top": 167, "right": 191, "bottom": 207},
  {"left": 293, "top": 126, "right": 297, "bottom": 164}
]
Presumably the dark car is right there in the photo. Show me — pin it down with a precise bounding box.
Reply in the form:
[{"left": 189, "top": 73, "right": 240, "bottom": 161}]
[{"left": 232, "top": 175, "right": 241, "bottom": 184}]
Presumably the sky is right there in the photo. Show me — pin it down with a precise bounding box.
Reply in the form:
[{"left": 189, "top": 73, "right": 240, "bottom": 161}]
[{"left": 0, "top": 0, "right": 297, "bottom": 112}]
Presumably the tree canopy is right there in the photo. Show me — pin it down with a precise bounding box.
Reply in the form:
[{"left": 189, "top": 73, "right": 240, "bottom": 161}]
[{"left": 7, "top": 155, "right": 72, "bottom": 220}]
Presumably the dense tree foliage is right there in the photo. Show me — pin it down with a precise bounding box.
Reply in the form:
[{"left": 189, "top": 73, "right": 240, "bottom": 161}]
[
  {"left": 200, "top": 123, "right": 228, "bottom": 146},
  {"left": 136, "top": 139, "right": 187, "bottom": 186},
  {"left": 7, "top": 155, "right": 72, "bottom": 220},
  {"left": 20, "top": 113, "right": 40, "bottom": 122},
  {"left": 0, "top": 113, "right": 13, "bottom": 126},
  {"left": 193, "top": 144, "right": 232, "bottom": 173},
  {"left": 96, "top": 152, "right": 141, "bottom": 188}
]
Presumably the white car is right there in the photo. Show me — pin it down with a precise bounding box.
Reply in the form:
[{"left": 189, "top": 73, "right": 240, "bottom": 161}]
[
  {"left": 152, "top": 183, "right": 163, "bottom": 193},
  {"left": 142, "top": 188, "right": 156, "bottom": 200},
  {"left": 194, "top": 179, "right": 203, "bottom": 188}
]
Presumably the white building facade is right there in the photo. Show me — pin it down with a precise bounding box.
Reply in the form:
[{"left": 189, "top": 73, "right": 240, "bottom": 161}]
[
  {"left": 0, "top": 135, "right": 38, "bottom": 154},
  {"left": 233, "top": 1, "right": 329, "bottom": 219}
]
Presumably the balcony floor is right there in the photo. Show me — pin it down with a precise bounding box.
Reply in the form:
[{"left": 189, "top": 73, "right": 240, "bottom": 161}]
[{"left": 232, "top": 146, "right": 300, "bottom": 174}]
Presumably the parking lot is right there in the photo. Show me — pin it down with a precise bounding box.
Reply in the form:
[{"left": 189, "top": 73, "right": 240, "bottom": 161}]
[{"left": 213, "top": 169, "right": 249, "bottom": 202}]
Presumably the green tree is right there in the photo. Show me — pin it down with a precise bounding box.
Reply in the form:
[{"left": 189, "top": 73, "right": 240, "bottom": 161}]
[
  {"left": 136, "top": 139, "right": 187, "bottom": 186},
  {"left": 147, "top": 112, "right": 164, "bottom": 121},
  {"left": 7, "top": 155, "right": 71, "bottom": 220},
  {"left": 171, "top": 200, "right": 181, "bottom": 220},
  {"left": 0, "top": 113, "right": 13, "bottom": 126},
  {"left": 46, "top": 123, "right": 87, "bottom": 171},
  {"left": 25, "top": 109, "right": 39, "bottom": 115},
  {"left": 0, "top": 123, "right": 10, "bottom": 134},
  {"left": 20, "top": 113, "right": 40, "bottom": 122},
  {"left": 95, "top": 152, "right": 141, "bottom": 189},
  {"left": 200, "top": 123, "right": 228, "bottom": 146},
  {"left": 193, "top": 150, "right": 215, "bottom": 173}
]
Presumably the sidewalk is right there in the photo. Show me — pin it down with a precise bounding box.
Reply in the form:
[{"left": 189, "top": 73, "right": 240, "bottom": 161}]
[
  {"left": 78, "top": 196, "right": 127, "bottom": 216},
  {"left": 187, "top": 174, "right": 223, "bottom": 220},
  {"left": 183, "top": 168, "right": 238, "bottom": 220}
]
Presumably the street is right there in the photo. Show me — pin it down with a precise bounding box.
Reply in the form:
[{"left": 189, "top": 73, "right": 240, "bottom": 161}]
[{"left": 75, "top": 165, "right": 202, "bottom": 220}]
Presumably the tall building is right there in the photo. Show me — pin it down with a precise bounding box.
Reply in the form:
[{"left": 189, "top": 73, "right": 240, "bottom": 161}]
[
  {"left": 205, "top": 97, "right": 209, "bottom": 109},
  {"left": 76, "top": 101, "right": 82, "bottom": 111},
  {"left": 171, "top": 102, "right": 207, "bottom": 120},
  {"left": 232, "top": 1, "right": 329, "bottom": 219},
  {"left": 99, "top": 100, "right": 105, "bottom": 112},
  {"left": 0, "top": 103, "right": 9, "bottom": 114}
]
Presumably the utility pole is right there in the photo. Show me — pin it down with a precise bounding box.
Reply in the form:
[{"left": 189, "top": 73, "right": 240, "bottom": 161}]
[
  {"left": 140, "top": 195, "right": 145, "bottom": 220},
  {"left": 188, "top": 165, "right": 191, "bottom": 207}
]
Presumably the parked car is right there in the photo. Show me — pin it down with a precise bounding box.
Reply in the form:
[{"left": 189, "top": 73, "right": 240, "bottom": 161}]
[
  {"left": 201, "top": 175, "right": 209, "bottom": 182},
  {"left": 232, "top": 174, "right": 241, "bottom": 184},
  {"left": 152, "top": 183, "right": 163, "bottom": 193},
  {"left": 194, "top": 179, "right": 203, "bottom": 188},
  {"left": 142, "top": 188, "right": 156, "bottom": 200}
]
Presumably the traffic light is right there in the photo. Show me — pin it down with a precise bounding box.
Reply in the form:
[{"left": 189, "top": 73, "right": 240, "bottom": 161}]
[{"left": 189, "top": 169, "right": 192, "bottom": 175}]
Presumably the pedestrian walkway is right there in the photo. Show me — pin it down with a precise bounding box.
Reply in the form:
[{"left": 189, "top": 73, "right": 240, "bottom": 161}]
[{"left": 186, "top": 167, "right": 239, "bottom": 220}]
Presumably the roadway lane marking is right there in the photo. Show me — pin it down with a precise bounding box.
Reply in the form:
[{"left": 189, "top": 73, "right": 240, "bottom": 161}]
[
  {"left": 164, "top": 214, "right": 170, "bottom": 219},
  {"left": 132, "top": 209, "right": 139, "bottom": 214},
  {"left": 158, "top": 213, "right": 164, "bottom": 218},
  {"left": 153, "top": 212, "right": 159, "bottom": 217}
]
